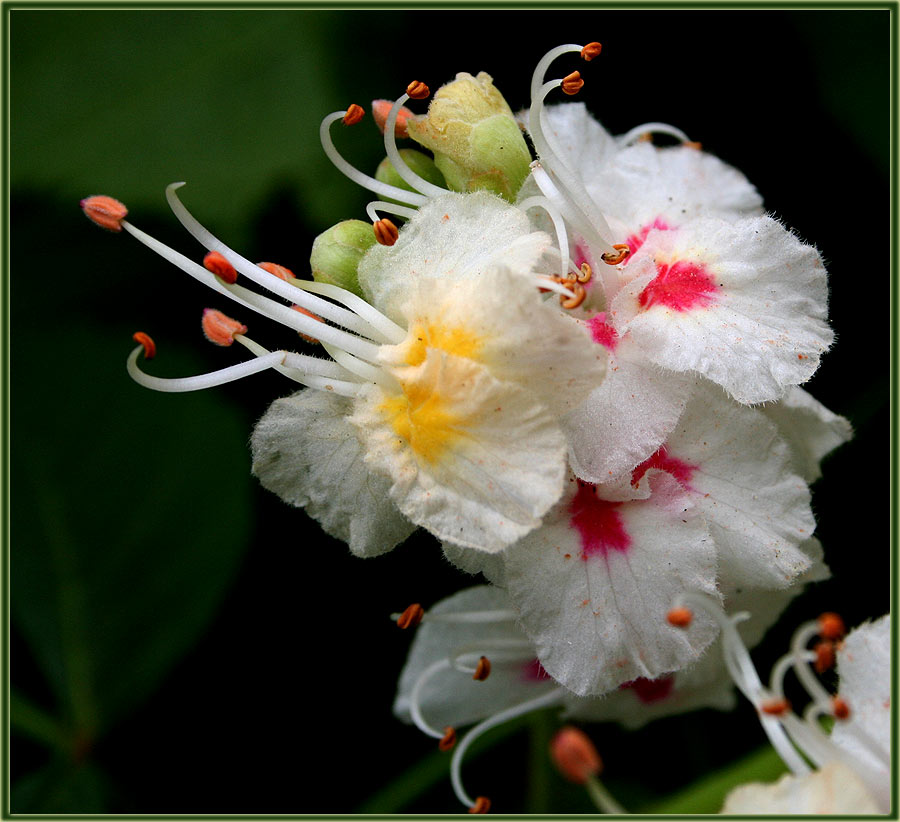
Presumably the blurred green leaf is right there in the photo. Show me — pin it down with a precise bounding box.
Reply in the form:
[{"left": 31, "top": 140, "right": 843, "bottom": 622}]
[{"left": 12, "top": 757, "right": 111, "bottom": 814}]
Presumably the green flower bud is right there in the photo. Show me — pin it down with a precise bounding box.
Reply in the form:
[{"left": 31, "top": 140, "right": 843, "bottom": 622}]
[
  {"left": 310, "top": 220, "right": 376, "bottom": 297},
  {"left": 375, "top": 149, "right": 447, "bottom": 201},
  {"left": 406, "top": 72, "right": 532, "bottom": 202}
]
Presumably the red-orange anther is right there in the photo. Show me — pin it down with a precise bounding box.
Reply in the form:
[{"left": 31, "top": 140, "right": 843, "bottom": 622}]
[
  {"left": 439, "top": 726, "right": 457, "bottom": 751},
  {"left": 406, "top": 80, "right": 430, "bottom": 100},
  {"left": 577, "top": 262, "right": 593, "bottom": 284},
  {"left": 832, "top": 696, "right": 851, "bottom": 720},
  {"left": 468, "top": 796, "right": 491, "bottom": 814},
  {"left": 683, "top": 140, "right": 703, "bottom": 151},
  {"left": 637, "top": 132, "right": 653, "bottom": 143},
  {"left": 601, "top": 244, "right": 630, "bottom": 266},
  {"left": 560, "top": 283, "right": 587, "bottom": 310},
  {"left": 203, "top": 251, "right": 238, "bottom": 284},
  {"left": 473, "top": 656, "right": 491, "bottom": 682},
  {"left": 343, "top": 104, "right": 365, "bottom": 126},
  {"left": 550, "top": 727, "right": 602, "bottom": 785},
  {"left": 258, "top": 262, "right": 296, "bottom": 281},
  {"left": 132, "top": 331, "right": 156, "bottom": 360},
  {"left": 818, "top": 612, "right": 846, "bottom": 641},
  {"left": 581, "top": 42, "right": 603, "bottom": 61},
  {"left": 291, "top": 305, "right": 324, "bottom": 344},
  {"left": 561, "top": 71, "right": 584, "bottom": 96},
  {"left": 760, "top": 698, "right": 791, "bottom": 716},
  {"left": 814, "top": 641, "right": 836, "bottom": 674},
  {"left": 372, "top": 99, "right": 414, "bottom": 138},
  {"left": 373, "top": 219, "right": 399, "bottom": 246},
  {"left": 202, "top": 308, "right": 247, "bottom": 347},
  {"left": 667, "top": 606, "right": 693, "bottom": 628},
  {"left": 81, "top": 195, "right": 128, "bottom": 232},
  {"left": 396, "top": 602, "right": 424, "bottom": 630}
]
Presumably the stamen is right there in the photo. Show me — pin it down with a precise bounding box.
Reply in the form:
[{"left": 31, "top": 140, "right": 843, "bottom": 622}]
[
  {"left": 342, "top": 103, "right": 365, "bottom": 126},
  {"left": 382, "top": 92, "right": 448, "bottom": 199},
  {"left": 132, "top": 331, "right": 156, "bottom": 359},
  {"left": 580, "top": 42, "right": 602, "bottom": 61},
  {"left": 760, "top": 698, "right": 792, "bottom": 716},
  {"left": 518, "top": 195, "right": 577, "bottom": 276},
  {"left": 832, "top": 696, "right": 850, "bottom": 720},
  {"left": 293, "top": 305, "right": 324, "bottom": 344},
  {"left": 550, "top": 726, "right": 602, "bottom": 784},
  {"left": 813, "top": 641, "right": 835, "bottom": 674},
  {"left": 818, "top": 612, "right": 846, "bottom": 641},
  {"left": 409, "top": 659, "right": 454, "bottom": 739},
  {"left": 396, "top": 603, "right": 425, "bottom": 629},
  {"left": 203, "top": 250, "right": 238, "bottom": 284},
  {"left": 440, "top": 726, "right": 457, "bottom": 752},
  {"left": 577, "top": 262, "right": 592, "bottom": 284},
  {"left": 619, "top": 122, "right": 692, "bottom": 147},
  {"left": 472, "top": 656, "right": 491, "bottom": 682},
  {"left": 373, "top": 218, "right": 399, "bottom": 246},
  {"left": 372, "top": 99, "right": 414, "bottom": 138},
  {"left": 468, "top": 797, "right": 490, "bottom": 814},
  {"left": 560, "top": 282, "right": 586, "bottom": 310},
  {"left": 683, "top": 141, "right": 703, "bottom": 150},
  {"left": 81, "top": 195, "right": 128, "bottom": 231},
  {"left": 601, "top": 245, "right": 630, "bottom": 266},
  {"left": 560, "top": 71, "right": 584, "bottom": 95},
  {"left": 667, "top": 606, "right": 693, "bottom": 628},
  {"left": 258, "top": 262, "right": 296, "bottom": 281},
  {"left": 406, "top": 80, "right": 429, "bottom": 100},
  {"left": 202, "top": 308, "right": 247, "bottom": 346},
  {"left": 366, "top": 201, "right": 418, "bottom": 224}
]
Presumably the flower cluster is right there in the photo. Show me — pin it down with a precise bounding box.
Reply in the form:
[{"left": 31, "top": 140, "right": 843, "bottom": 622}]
[{"left": 81, "top": 40, "right": 864, "bottom": 813}]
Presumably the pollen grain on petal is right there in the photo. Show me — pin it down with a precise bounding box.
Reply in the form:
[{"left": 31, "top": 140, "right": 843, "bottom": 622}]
[
  {"left": 438, "top": 726, "right": 457, "bottom": 751},
  {"left": 396, "top": 602, "right": 424, "bottom": 629},
  {"left": 561, "top": 71, "right": 584, "bottom": 96},
  {"left": 468, "top": 796, "right": 491, "bottom": 814},
  {"left": 406, "top": 80, "right": 430, "bottom": 100},
  {"left": 372, "top": 99, "right": 413, "bottom": 138},
  {"left": 581, "top": 42, "right": 603, "bottom": 61},
  {"left": 81, "top": 195, "right": 128, "bottom": 231},
  {"left": 832, "top": 696, "right": 851, "bottom": 720},
  {"left": 203, "top": 250, "right": 238, "bottom": 284},
  {"left": 818, "top": 612, "right": 846, "bottom": 641},
  {"left": 667, "top": 606, "right": 693, "bottom": 628},
  {"left": 473, "top": 656, "right": 492, "bottom": 681},
  {"left": 202, "top": 308, "right": 247, "bottom": 347},
  {"left": 258, "top": 262, "right": 296, "bottom": 281},
  {"left": 342, "top": 104, "right": 365, "bottom": 126},
  {"left": 132, "top": 331, "right": 156, "bottom": 360},
  {"left": 373, "top": 218, "right": 399, "bottom": 246}
]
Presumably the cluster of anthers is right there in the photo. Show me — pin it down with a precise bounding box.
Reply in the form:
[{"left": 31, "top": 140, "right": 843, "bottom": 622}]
[
  {"left": 79, "top": 42, "right": 615, "bottom": 392},
  {"left": 667, "top": 596, "right": 888, "bottom": 807}
]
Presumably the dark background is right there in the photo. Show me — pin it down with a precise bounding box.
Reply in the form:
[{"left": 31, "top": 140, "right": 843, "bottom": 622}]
[{"left": 9, "top": 8, "right": 891, "bottom": 814}]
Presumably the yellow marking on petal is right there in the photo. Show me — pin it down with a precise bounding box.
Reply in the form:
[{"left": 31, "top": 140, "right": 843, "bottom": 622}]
[{"left": 401, "top": 322, "right": 483, "bottom": 367}]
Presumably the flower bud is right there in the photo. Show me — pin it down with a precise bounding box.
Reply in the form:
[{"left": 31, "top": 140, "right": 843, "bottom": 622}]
[
  {"left": 375, "top": 149, "right": 447, "bottom": 199},
  {"left": 406, "top": 72, "right": 531, "bottom": 202},
  {"left": 310, "top": 220, "right": 377, "bottom": 296}
]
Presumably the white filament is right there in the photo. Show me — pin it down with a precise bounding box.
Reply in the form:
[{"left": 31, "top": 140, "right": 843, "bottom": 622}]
[
  {"left": 365, "top": 200, "right": 418, "bottom": 225},
  {"left": 619, "top": 122, "right": 691, "bottom": 147},
  {"left": 383, "top": 93, "right": 448, "bottom": 199}
]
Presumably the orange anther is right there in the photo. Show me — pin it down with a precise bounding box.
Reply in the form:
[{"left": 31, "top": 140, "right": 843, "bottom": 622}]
[
  {"left": 406, "top": 81, "right": 429, "bottom": 100},
  {"left": 550, "top": 726, "right": 602, "bottom": 785},
  {"left": 581, "top": 42, "right": 603, "bottom": 61},
  {"left": 601, "top": 244, "right": 630, "bottom": 265},
  {"left": 561, "top": 71, "right": 584, "bottom": 96},
  {"left": 81, "top": 195, "right": 128, "bottom": 232},
  {"left": 832, "top": 696, "right": 851, "bottom": 720},
  {"left": 760, "top": 698, "right": 791, "bottom": 716},
  {"left": 683, "top": 140, "right": 703, "bottom": 151},
  {"left": 372, "top": 99, "right": 414, "bottom": 138},
  {"left": 468, "top": 796, "right": 491, "bottom": 814},
  {"left": 637, "top": 132, "right": 653, "bottom": 143},
  {"left": 667, "top": 606, "right": 693, "bottom": 628},
  {"left": 373, "top": 218, "right": 399, "bottom": 246},
  {"left": 258, "top": 262, "right": 296, "bottom": 281},
  {"left": 396, "top": 602, "right": 424, "bottom": 629},
  {"left": 560, "top": 282, "right": 587, "bottom": 310},
  {"left": 203, "top": 251, "right": 238, "bottom": 284},
  {"left": 473, "top": 656, "right": 491, "bottom": 682},
  {"left": 202, "top": 308, "right": 247, "bottom": 347},
  {"left": 814, "top": 641, "right": 836, "bottom": 674},
  {"left": 132, "top": 331, "right": 156, "bottom": 360},
  {"left": 439, "top": 726, "right": 457, "bottom": 751},
  {"left": 342, "top": 104, "right": 365, "bottom": 126},
  {"left": 577, "top": 262, "right": 593, "bottom": 284},
  {"left": 818, "top": 612, "right": 846, "bottom": 641}
]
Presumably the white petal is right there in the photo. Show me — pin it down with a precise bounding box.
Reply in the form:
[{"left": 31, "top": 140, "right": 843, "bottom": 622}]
[
  {"left": 564, "top": 334, "right": 693, "bottom": 482},
  {"left": 614, "top": 215, "right": 833, "bottom": 403},
  {"left": 663, "top": 382, "right": 816, "bottom": 588},
  {"left": 528, "top": 102, "right": 618, "bottom": 184},
  {"left": 760, "top": 386, "right": 853, "bottom": 482},
  {"left": 393, "top": 586, "right": 558, "bottom": 730},
  {"left": 349, "top": 350, "right": 566, "bottom": 552},
  {"left": 503, "top": 473, "right": 719, "bottom": 697},
  {"left": 357, "top": 191, "right": 551, "bottom": 322},
  {"left": 250, "top": 389, "right": 416, "bottom": 557},
  {"left": 721, "top": 761, "right": 881, "bottom": 814}
]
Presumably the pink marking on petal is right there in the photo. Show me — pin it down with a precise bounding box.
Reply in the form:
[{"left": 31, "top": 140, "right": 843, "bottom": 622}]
[
  {"left": 573, "top": 244, "right": 590, "bottom": 270},
  {"left": 587, "top": 311, "right": 619, "bottom": 351},
  {"left": 631, "top": 446, "right": 697, "bottom": 490},
  {"left": 638, "top": 259, "right": 719, "bottom": 312},
  {"left": 521, "top": 658, "right": 553, "bottom": 682},
  {"left": 625, "top": 217, "right": 670, "bottom": 261},
  {"left": 620, "top": 675, "right": 675, "bottom": 704},
  {"left": 569, "top": 481, "right": 631, "bottom": 560}
]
